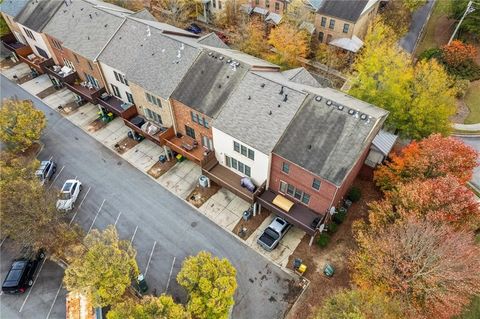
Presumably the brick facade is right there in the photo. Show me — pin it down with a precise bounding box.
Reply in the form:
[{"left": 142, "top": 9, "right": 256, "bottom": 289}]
[
  {"left": 170, "top": 99, "right": 214, "bottom": 147},
  {"left": 251, "top": 0, "right": 287, "bottom": 14},
  {"left": 269, "top": 153, "right": 338, "bottom": 215},
  {"left": 44, "top": 34, "right": 105, "bottom": 88}
]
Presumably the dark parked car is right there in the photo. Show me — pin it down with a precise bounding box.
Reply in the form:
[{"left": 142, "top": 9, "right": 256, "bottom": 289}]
[
  {"left": 185, "top": 23, "right": 202, "bottom": 34},
  {"left": 2, "top": 249, "right": 45, "bottom": 294},
  {"left": 35, "top": 160, "right": 57, "bottom": 185}
]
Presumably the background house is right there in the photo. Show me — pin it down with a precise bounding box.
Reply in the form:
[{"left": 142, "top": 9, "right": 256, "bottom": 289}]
[
  {"left": 0, "top": 0, "right": 29, "bottom": 46},
  {"left": 314, "top": 0, "right": 380, "bottom": 52}
]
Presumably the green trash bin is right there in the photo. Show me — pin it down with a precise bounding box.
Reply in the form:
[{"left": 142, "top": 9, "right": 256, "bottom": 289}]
[
  {"left": 136, "top": 274, "right": 148, "bottom": 294},
  {"left": 323, "top": 263, "right": 335, "bottom": 277}
]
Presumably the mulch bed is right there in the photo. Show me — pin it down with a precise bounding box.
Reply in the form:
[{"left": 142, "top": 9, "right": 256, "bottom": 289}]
[
  {"left": 147, "top": 159, "right": 177, "bottom": 179},
  {"left": 114, "top": 136, "right": 139, "bottom": 155},
  {"left": 286, "top": 177, "right": 383, "bottom": 319},
  {"left": 87, "top": 118, "right": 106, "bottom": 133},
  {"left": 36, "top": 86, "right": 58, "bottom": 99},
  {"left": 232, "top": 208, "right": 271, "bottom": 240},
  {"left": 16, "top": 73, "right": 34, "bottom": 84},
  {"left": 59, "top": 101, "right": 80, "bottom": 115},
  {"left": 186, "top": 182, "right": 221, "bottom": 207},
  {"left": 0, "top": 57, "right": 20, "bottom": 70},
  {"left": 19, "top": 142, "right": 42, "bottom": 160}
]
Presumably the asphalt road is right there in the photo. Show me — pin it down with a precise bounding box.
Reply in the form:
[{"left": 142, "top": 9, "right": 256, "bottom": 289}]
[
  {"left": 0, "top": 75, "right": 297, "bottom": 319},
  {"left": 399, "top": 0, "right": 437, "bottom": 53},
  {"left": 457, "top": 136, "right": 480, "bottom": 189}
]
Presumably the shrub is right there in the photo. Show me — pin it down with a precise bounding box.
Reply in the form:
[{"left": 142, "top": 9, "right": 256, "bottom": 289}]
[
  {"left": 453, "top": 79, "right": 471, "bottom": 98},
  {"left": 317, "top": 233, "right": 331, "bottom": 248},
  {"left": 334, "top": 211, "right": 347, "bottom": 224},
  {"left": 328, "top": 222, "right": 338, "bottom": 233},
  {"left": 419, "top": 48, "right": 442, "bottom": 61},
  {"left": 347, "top": 187, "right": 362, "bottom": 202}
]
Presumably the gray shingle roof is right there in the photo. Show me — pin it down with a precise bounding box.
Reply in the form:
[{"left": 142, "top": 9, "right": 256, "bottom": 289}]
[
  {"left": 15, "top": 0, "right": 63, "bottom": 32},
  {"left": 274, "top": 89, "right": 388, "bottom": 186},
  {"left": 282, "top": 67, "right": 321, "bottom": 88},
  {"left": 171, "top": 50, "right": 250, "bottom": 118},
  {"left": 214, "top": 72, "right": 308, "bottom": 154},
  {"left": 0, "top": 0, "right": 29, "bottom": 18},
  {"left": 197, "top": 33, "right": 229, "bottom": 49},
  {"left": 317, "top": 0, "right": 369, "bottom": 22},
  {"left": 43, "top": 0, "right": 131, "bottom": 61},
  {"left": 130, "top": 9, "right": 156, "bottom": 21},
  {"left": 98, "top": 18, "right": 201, "bottom": 100}
]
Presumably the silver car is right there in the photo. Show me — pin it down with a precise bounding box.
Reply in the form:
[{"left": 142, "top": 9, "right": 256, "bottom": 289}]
[{"left": 35, "top": 160, "right": 57, "bottom": 185}]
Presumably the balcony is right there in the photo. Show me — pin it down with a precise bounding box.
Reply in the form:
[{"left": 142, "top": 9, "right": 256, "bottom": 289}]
[
  {"left": 123, "top": 115, "right": 171, "bottom": 147},
  {"left": 1, "top": 33, "right": 27, "bottom": 52},
  {"left": 163, "top": 132, "right": 211, "bottom": 165},
  {"left": 42, "top": 64, "right": 78, "bottom": 84},
  {"left": 256, "top": 190, "right": 323, "bottom": 236},
  {"left": 97, "top": 93, "right": 137, "bottom": 119},
  {"left": 17, "top": 53, "right": 54, "bottom": 74},
  {"left": 202, "top": 158, "right": 265, "bottom": 203},
  {"left": 64, "top": 81, "right": 105, "bottom": 104}
]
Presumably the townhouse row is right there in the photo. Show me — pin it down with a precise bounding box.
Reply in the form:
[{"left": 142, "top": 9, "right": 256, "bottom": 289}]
[{"left": 1, "top": 0, "right": 391, "bottom": 243}]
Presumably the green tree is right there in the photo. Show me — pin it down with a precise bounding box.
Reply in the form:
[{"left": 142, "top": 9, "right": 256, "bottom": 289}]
[
  {"left": 267, "top": 21, "right": 309, "bottom": 69},
  {"left": 349, "top": 20, "right": 456, "bottom": 139},
  {"left": 451, "top": 0, "right": 480, "bottom": 35},
  {"left": 0, "top": 15, "right": 10, "bottom": 37},
  {"left": 107, "top": 295, "right": 190, "bottom": 319},
  {"left": 177, "top": 251, "right": 237, "bottom": 319},
  {"left": 315, "top": 289, "right": 406, "bottom": 319},
  {"left": 0, "top": 99, "right": 46, "bottom": 153},
  {"left": 64, "top": 226, "right": 139, "bottom": 308}
]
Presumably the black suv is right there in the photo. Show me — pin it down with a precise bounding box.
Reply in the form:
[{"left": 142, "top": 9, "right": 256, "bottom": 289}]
[{"left": 2, "top": 249, "right": 45, "bottom": 294}]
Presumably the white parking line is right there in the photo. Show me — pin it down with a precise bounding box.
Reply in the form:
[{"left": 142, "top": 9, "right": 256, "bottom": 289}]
[
  {"left": 114, "top": 212, "right": 122, "bottom": 227},
  {"left": 0, "top": 237, "right": 7, "bottom": 248},
  {"left": 87, "top": 199, "right": 106, "bottom": 235},
  {"left": 19, "top": 258, "right": 46, "bottom": 312},
  {"left": 144, "top": 241, "right": 157, "bottom": 277},
  {"left": 74, "top": 176, "right": 77, "bottom": 180},
  {"left": 69, "top": 186, "right": 91, "bottom": 226},
  {"left": 48, "top": 155, "right": 53, "bottom": 161},
  {"left": 48, "top": 165, "right": 64, "bottom": 190},
  {"left": 45, "top": 282, "right": 62, "bottom": 319},
  {"left": 130, "top": 226, "right": 138, "bottom": 244},
  {"left": 165, "top": 256, "right": 176, "bottom": 293}
]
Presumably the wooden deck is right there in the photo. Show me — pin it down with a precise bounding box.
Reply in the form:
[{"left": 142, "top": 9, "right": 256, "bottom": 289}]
[
  {"left": 164, "top": 134, "right": 209, "bottom": 165},
  {"left": 98, "top": 95, "right": 137, "bottom": 119},
  {"left": 202, "top": 161, "right": 257, "bottom": 203},
  {"left": 64, "top": 82, "right": 105, "bottom": 104}
]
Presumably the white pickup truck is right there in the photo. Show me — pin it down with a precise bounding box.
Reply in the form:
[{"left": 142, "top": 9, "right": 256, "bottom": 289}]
[{"left": 257, "top": 217, "right": 291, "bottom": 251}]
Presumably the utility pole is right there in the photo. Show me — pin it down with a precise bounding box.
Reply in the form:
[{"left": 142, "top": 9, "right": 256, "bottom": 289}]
[{"left": 448, "top": 0, "right": 475, "bottom": 44}]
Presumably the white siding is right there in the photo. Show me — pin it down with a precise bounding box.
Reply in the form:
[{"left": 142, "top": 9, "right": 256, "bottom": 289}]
[
  {"left": 99, "top": 62, "right": 133, "bottom": 104},
  {"left": 18, "top": 25, "right": 52, "bottom": 58},
  {"left": 212, "top": 127, "right": 270, "bottom": 186}
]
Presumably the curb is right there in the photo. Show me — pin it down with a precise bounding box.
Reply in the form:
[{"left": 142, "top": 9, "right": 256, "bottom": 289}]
[{"left": 452, "top": 134, "right": 480, "bottom": 138}]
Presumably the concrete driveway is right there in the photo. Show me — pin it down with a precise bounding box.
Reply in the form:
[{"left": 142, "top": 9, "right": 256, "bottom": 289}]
[{"left": 0, "top": 74, "right": 300, "bottom": 319}]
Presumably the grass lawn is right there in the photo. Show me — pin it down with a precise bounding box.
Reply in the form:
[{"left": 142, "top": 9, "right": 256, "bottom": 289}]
[
  {"left": 415, "top": 0, "right": 454, "bottom": 56},
  {"left": 464, "top": 81, "right": 480, "bottom": 124}
]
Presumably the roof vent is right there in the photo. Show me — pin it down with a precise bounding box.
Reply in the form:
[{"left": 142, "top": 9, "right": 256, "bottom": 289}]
[
  {"left": 81, "top": 8, "right": 84, "bottom": 11},
  {"left": 278, "top": 104, "right": 281, "bottom": 108},
  {"left": 236, "top": 62, "right": 240, "bottom": 67},
  {"left": 308, "top": 144, "right": 312, "bottom": 150},
  {"left": 360, "top": 114, "right": 367, "bottom": 120},
  {"left": 87, "top": 36, "right": 90, "bottom": 40},
  {"left": 226, "top": 75, "right": 229, "bottom": 79},
  {"left": 219, "top": 56, "right": 224, "bottom": 60},
  {"left": 337, "top": 105, "right": 344, "bottom": 110},
  {"left": 261, "top": 83, "right": 265, "bottom": 88},
  {"left": 269, "top": 110, "right": 272, "bottom": 115},
  {"left": 279, "top": 86, "right": 284, "bottom": 95},
  {"left": 226, "top": 59, "right": 231, "bottom": 63},
  {"left": 348, "top": 109, "right": 355, "bottom": 115},
  {"left": 315, "top": 96, "right": 322, "bottom": 102},
  {"left": 354, "top": 111, "right": 360, "bottom": 119},
  {"left": 105, "top": 24, "right": 108, "bottom": 28},
  {"left": 89, "top": 14, "right": 92, "bottom": 19},
  {"left": 326, "top": 100, "right": 332, "bottom": 106},
  {"left": 208, "top": 52, "right": 213, "bottom": 56},
  {"left": 248, "top": 96, "right": 251, "bottom": 100},
  {"left": 283, "top": 94, "right": 288, "bottom": 102},
  {"left": 218, "top": 84, "right": 222, "bottom": 88},
  {"left": 151, "top": 52, "right": 154, "bottom": 56}
]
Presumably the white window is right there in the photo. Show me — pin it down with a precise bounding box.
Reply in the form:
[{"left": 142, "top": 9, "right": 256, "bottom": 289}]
[
  {"left": 62, "top": 58, "right": 75, "bottom": 71},
  {"left": 144, "top": 108, "right": 162, "bottom": 124}
]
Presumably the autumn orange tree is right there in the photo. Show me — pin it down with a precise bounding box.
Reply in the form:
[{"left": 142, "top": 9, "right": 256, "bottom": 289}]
[
  {"left": 374, "top": 134, "right": 478, "bottom": 191},
  {"left": 231, "top": 17, "right": 269, "bottom": 58},
  {"left": 267, "top": 22, "right": 309, "bottom": 69},
  {"left": 351, "top": 217, "right": 480, "bottom": 319},
  {"left": 441, "top": 40, "right": 477, "bottom": 68},
  {"left": 368, "top": 175, "right": 480, "bottom": 230}
]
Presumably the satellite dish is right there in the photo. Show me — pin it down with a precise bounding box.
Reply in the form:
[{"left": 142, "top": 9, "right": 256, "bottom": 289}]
[
  {"left": 318, "top": 224, "right": 325, "bottom": 232},
  {"left": 329, "top": 207, "right": 336, "bottom": 215}
]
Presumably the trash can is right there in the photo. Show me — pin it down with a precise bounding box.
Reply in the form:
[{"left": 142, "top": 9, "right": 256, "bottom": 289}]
[
  {"left": 137, "top": 274, "right": 148, "bottom": 293},
  {"left": 199, "top": 175, "right": 209, "bottom": 188},
  {"left": 243, "top": 209, "right": 252, "bottom": 221}
]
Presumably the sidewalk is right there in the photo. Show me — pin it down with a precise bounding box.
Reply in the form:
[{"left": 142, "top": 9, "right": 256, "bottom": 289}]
[{"left": 4, "top": 70, "right": 304, "bottom": 270}]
